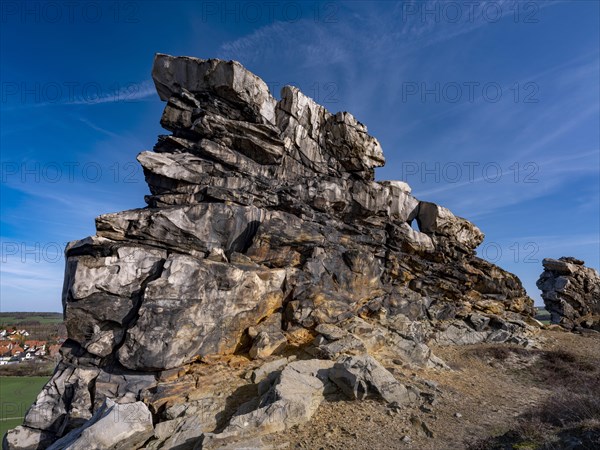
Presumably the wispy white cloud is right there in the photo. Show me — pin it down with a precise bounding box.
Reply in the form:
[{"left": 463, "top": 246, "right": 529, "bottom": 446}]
[
  {"left": 0, "top": 247, "right": 65, "bottom": 311},
  {"left": 68, "top": 80, "right": 156, "bottom": 105},
  {"left": 478, "top": 233, "right": 600, "bottom": 268},
  {"left": 0, "top": 281, "right": 63, "bottom": 312},
  {"left": 2, "top": 80, "right": 156, "bottom": 112},
  {"left": 78, "top": 117, "right": 123, "bottom": 139},
  {"left": 417, "top": 149, "right": 599, "bottom": 198},
  {"left": 218, "top": 1, "right": 563, "bottom": 67}
]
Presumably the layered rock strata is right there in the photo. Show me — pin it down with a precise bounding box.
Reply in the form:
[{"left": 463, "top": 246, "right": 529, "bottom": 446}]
[
  {"left": 4, "top": 54, "right": 535, "bottom": 450},
  {"left": 537, "top": 257, "right": 600, "bottom": 331}
]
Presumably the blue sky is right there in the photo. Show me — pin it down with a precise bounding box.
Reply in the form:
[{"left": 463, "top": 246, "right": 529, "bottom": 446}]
[{"left": 1, "top": 0, "right": 598, "bottom": 312}]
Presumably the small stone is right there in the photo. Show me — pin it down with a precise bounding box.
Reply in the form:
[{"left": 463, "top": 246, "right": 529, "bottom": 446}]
[
  {"left": 421, "top": 422, "right": 434, "bottom": 438},
  {"left": 423, "top": 380, "right": 438, "bottom": 390}
]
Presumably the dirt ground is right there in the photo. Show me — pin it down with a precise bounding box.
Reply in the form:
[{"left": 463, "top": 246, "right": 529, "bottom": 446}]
[{"left": 262, "top": 329, "right": 600, "bottom": 450}]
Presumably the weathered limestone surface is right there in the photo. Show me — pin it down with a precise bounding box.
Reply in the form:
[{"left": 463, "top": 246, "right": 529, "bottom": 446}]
[
  {"left": 537, "top": 257, "right": 600, "bottom": 331},
  {"left": 5, "top": 54, "right": 536, "bottom": 450},
  {"left": 204, "top": 359, "right": 336, "bottom": 448},
  {"left": 46, "top": 399, "right": 153, "bottom": 450},
  {"left": 329, "top": 355, "right": 419, "bottom": 405},
  {"left": 117, "top": 255, "right": 286, "bottom": 370}
]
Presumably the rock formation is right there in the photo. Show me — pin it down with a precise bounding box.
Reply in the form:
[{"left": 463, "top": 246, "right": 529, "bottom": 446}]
[
  {"left": 537, "top": 257, "right": 600, "bottom": 331},
  {"left": 4, "top": 54, "right": 536, "bottom": 450}
]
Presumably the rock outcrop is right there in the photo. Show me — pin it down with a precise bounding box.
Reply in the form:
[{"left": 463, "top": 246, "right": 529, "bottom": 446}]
[
  {"left": 4, "top": 53, "right": 536, "bottom": 450},
  {"left": 537, "top": 257, "right": 600, "bottom": 331}
]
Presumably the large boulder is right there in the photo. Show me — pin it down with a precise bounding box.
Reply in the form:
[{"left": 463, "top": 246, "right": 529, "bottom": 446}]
[
  {"left": 3, "top": 427, "right": 54, "bottom": 450},
  {"left": 329, "top": 354, "right": 419, "bottom": 405},
  {"left": 152, "top": 53, "right": 277, "bottom": 125},
  {"left": 46, "top": 399, "right": 153, "bottom": 450},
  {"left": 416, "top": 202, "right": 484, "bottom": 251},
  {"left": 204, "top": 359, "right": 336, "bottom": 448},
  {"left": 537, "top": 257, "right": 600, "bottom": 331}
]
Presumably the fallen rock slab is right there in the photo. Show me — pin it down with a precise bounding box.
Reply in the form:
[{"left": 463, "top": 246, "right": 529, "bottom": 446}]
[
  {"left": 46, "top": 399, "right": 153, "bottom": 450},
  {"left": 329, "top": 355, "right": 419, "bottom": 406},
  {"left": 203, "top": 359, "right": 335, "bottom": 448}
]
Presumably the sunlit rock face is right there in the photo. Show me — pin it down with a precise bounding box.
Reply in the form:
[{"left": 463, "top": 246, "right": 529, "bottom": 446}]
[
  {"left": 538, "top": 256, "right": 600, "bottom": 331},
  {"left": 4, "top": 53, "right": 535, "bottom": 450}
]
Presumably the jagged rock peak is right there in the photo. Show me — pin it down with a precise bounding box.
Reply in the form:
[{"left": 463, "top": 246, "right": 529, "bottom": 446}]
[{"left": 151, "top": 52, "right": 385, "bottom": 178}]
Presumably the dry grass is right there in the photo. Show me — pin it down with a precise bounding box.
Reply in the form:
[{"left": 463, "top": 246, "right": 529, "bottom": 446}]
[
  {"left": 467, "top": 345, "right": 600, "bottom": 449},
  {"left": 0, "top": 359, "right": 56, "bottom": 377}
]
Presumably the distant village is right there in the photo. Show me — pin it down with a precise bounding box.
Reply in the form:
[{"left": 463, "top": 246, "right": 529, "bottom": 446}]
[{"left": 0, "top": 327, "right": 64, "bottom": 365}]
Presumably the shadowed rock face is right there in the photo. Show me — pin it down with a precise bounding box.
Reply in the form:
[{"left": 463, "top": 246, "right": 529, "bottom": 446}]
[
  {"left": 5, "top": 54, "right": 535, "bottom": 449},
  {"left": 537, "top": 257, "right": 600, "bottom": 331}
]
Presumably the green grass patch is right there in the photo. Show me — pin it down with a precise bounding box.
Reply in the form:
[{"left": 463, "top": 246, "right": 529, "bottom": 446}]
[
  {"left": 0, "top": 312, "right": 63, "bottom": 326},
  {"left": 0, "top": 376, "right": 49, "bottom": 437},
  {"left": 534, "top": 307, "right": 551, "bottom": 324}
]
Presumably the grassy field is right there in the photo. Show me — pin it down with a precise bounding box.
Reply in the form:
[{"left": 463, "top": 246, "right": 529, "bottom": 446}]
[
  {"left": 534, "top": 306, "right": 552, "bottom": 325},
  {"left": 0, "top": 376, "right": 49, "bottom": 437},
  {"left": 0, "top": 312, "right": 66, "bottom": 342},
  {"left": 0, "top": 312, "right": 63, "bottom": 326}
]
